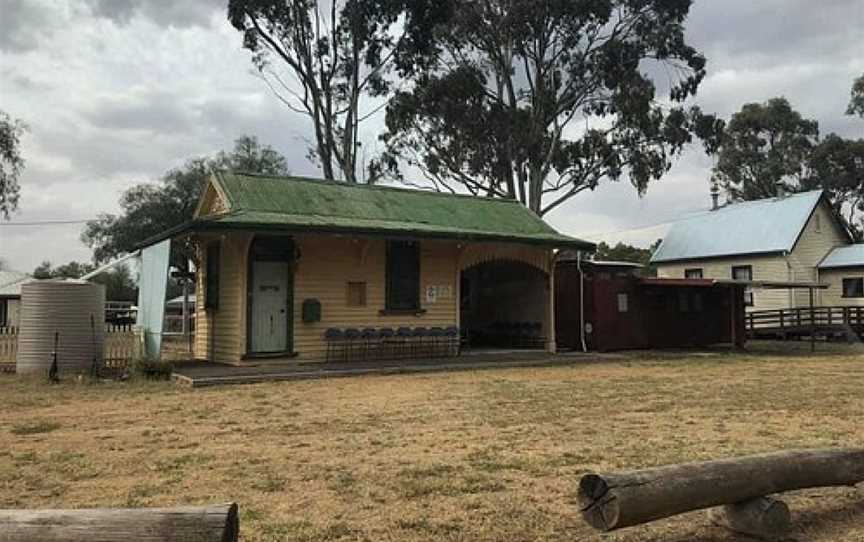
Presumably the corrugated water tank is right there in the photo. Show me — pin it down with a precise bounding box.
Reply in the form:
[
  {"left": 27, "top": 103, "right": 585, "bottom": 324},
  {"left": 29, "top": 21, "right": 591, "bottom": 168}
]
[{"left": 16, "top": 280, "right": 105, "bottom": 375}]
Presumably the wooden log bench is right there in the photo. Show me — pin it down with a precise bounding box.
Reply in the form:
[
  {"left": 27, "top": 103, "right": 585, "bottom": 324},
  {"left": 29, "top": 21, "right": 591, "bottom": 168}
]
[
  {"left": 577, "top": 449, "right": 864, "bottom": 539},
  {"left": 0, "top": 503, "right": 238, "bottom": 542}
]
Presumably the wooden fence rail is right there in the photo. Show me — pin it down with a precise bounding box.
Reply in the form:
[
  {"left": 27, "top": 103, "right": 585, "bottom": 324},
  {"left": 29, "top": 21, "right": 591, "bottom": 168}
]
[
  {"left": 0, "top": 325, "right": 145, "bottom": 374},
  {"left": 745, "top": 306, "right": 864, "bottom": 336},
  {"left": 0, "top": 327, "right": 17, "bottom": 368}
]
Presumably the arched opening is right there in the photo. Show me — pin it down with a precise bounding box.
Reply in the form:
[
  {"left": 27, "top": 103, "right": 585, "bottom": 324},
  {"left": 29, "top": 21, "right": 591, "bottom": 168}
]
[{"left": 460, "top": 259, "right": 549, "bottom": 350}]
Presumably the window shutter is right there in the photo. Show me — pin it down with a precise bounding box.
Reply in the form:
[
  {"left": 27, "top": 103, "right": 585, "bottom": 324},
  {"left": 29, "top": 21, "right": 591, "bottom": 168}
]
[
  {"left": 205, "top": 242, "right": 221, "bottom": 310},
  {"left": 386, "top": 241, "right": 420, "bottom": 310}
]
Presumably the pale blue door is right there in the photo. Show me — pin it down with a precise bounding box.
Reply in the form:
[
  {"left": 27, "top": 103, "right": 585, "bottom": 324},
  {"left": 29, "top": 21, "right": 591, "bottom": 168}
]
[{"left": 250, "top": 260, "right": 290, "bottom": 353}]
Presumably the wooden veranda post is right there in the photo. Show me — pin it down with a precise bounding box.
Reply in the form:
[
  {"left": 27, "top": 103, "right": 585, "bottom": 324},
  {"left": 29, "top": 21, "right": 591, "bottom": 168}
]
[{"left": 809, "top": 287, "right": 815, "bottom": 352}]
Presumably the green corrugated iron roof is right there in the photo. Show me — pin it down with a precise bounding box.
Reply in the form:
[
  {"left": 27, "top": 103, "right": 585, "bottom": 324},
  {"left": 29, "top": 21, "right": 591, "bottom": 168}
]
[{"left": 194, "top": 172, "right": 592, "bottom": 248}]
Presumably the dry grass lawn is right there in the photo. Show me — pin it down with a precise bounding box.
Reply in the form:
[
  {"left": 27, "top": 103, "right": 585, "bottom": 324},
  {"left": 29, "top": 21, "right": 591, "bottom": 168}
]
[{"left": 1, "top": 342, "right": 863, "bottom": 541}]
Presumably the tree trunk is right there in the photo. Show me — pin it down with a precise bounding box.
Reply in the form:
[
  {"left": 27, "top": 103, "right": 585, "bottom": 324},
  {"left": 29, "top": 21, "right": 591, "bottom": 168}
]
[
  {"left": 0, "top": 503, "right": 238, "bottom": 542},
  {"left": 708, "top": 496, "right": 791, "bottom": 541},
  {"left": 577, "top": 448, "right": 864, "bottom": 531}
]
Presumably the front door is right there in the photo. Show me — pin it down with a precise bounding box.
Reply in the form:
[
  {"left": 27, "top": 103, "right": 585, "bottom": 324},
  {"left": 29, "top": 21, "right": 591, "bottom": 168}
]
[{"left": 250, "top": 260, "right": 290, "bottom": 353}]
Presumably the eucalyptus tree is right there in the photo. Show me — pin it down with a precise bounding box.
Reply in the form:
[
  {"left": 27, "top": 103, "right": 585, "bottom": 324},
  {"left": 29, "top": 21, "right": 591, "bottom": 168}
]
[
  {"left": 228, "top": 0, "right": 444, "bottom": 183},
  {"left": 376, "top": 0, "right": 707, "bottom": 215},
  {"left": 0, "top": 110, "right": 26, "bottom": 219}
]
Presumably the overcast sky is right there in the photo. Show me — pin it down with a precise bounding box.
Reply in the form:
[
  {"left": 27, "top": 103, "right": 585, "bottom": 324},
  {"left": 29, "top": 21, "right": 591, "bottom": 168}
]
[{"left": 1, "top": 0, "right": 862, "bottom": 271}]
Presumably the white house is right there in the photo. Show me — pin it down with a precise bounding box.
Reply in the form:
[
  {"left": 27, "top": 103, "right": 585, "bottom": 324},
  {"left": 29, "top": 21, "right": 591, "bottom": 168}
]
[{"left": 651, "top": 190, "right": 864, "bottom": 311}]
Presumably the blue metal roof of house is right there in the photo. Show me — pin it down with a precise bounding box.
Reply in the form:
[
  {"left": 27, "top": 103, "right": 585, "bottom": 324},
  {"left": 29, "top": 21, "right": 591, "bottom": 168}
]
[
  {"left": 818, "top": 244, "right": 864, "bottom": 269},
  {"left": 651, "top": 190, "right": 826, "bottom": 263}
]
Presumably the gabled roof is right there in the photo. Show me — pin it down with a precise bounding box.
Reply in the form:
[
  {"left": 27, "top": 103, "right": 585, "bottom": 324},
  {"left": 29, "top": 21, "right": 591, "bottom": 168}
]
[
  {"left": 651, "top": 190, "right": 840, "bottom": 264},
  {"left": 818, "top": 244, "right": 864, "bottom": 269},
  {"left": 0, "top": 270, "right": 34, "bottom": 297},
  {"left": 150, "top": 172, "right": 593, "bottom": 249}
]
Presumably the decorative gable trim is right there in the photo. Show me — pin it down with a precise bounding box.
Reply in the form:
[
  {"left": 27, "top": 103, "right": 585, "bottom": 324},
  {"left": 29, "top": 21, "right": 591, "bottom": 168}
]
[{"left": 194, "top": 175, "right": 231, "bottom": 218}]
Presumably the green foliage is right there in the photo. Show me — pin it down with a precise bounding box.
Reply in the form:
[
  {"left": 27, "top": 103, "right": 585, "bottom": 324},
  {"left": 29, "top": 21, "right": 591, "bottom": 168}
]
[
  {"left": 706, "top": 96, "right": 863, "bottom": 240},
  {"left": 803, "top": 135, "right": 864, "bottom": 240},
  {"left": 131, "top": 357, "right": 173, "bottom": 381},
  {"left": 81, "top": 135, "right": 288, "bottom": 267},
  {"left": 0, "top": 110, "right": 26, "bottom": 219},
  {"left": 227, "top": 0, "right": 446, "bottom": 183},
  {"left": 847, "top": 73, "right": 864, "bottom": 118},
  {"left": 593, "top": 240, "right": 661, "bottom": 277},
  {"left": 377, "top": 0, "right": 706, "bottom": 215},
  {"left": 712, "top": 97, "right": 819, "bottom": 201},
  {"left": 32, "top": 261, "right": 137, "bottom": 301}
]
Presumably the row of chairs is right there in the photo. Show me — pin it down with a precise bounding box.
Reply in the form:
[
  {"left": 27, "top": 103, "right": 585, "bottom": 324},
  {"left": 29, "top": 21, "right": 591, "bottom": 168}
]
[{"left": 324, "top": 326, "right": 460, "bottom": 363}]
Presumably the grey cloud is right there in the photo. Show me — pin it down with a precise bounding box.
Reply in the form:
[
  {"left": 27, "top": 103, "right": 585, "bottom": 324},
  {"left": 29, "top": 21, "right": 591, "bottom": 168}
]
[
  {"left": 688, "top": 0, "right": 863, "bottom": 66},
  {"left": 31, "top": 87, "right": 312, "bottom": 184},
  {"left": 86, "top": 0, "right": 222, "bottom": 28},
  {"left": 0, "top": 0, "right": 62, "bottom": 52},
  {"left": 81, "top": 91, "right": 201, "bottom": 133}
]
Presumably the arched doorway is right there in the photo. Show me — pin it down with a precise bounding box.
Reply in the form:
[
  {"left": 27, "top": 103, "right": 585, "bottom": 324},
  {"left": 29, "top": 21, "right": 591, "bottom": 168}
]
[{"left": 460, "top": 259, "right": 549, "bottom": 349}]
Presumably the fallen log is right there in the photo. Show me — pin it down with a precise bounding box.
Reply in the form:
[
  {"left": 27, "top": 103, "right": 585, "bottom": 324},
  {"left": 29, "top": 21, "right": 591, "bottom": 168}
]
[
  {"left": 0, "top": 503, "right": 238, "bottom": 542},
  {"left": 708, "top": 496, "right": 791, "bottom": 541},
  {"left": 578, "top": 448, "right": 864, "bottom": 531}
]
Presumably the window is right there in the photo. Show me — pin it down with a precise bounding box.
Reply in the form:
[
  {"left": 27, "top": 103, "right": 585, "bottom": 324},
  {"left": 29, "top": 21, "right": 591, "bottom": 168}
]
[
  {"left": 617, "top": 293, "right": 629, "bottom": 313},
  {"left": 815, "top": 213, "right": 822, "bottom": 233},
  {"left": 385, "top": 241, "right": 420, "bottom": 311},
  {"left": 732, "top": 265, "right": 754, "bottom": 306},
  {"left": 205, "top": 242, "right": 221, "bottom": 310},
  {"left": 685, "top": 268, "right": 703, "bottom": 279},
  {"left": 842, "top": 278, "right": 864, "bottom": 298},
  {"left": 346, "top": 281, "right": 367, "bottom": 307},
  {"left": 0, "top": 300, "right": 7, "bottom": 327}
]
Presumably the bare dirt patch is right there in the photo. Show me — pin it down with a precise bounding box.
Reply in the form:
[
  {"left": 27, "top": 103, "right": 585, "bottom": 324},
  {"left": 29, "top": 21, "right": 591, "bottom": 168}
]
[{"left": 1, "top": 342, "right": 862, "bottom": 541}]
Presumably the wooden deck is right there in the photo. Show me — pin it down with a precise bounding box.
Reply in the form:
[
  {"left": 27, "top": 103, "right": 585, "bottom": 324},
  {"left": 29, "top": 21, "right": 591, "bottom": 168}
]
[
  {"left": 746, "top": 306, "right": 864, "bottom": 340},
  {"left": 171, "top": 350, "right": 613, "bottom": 387}
]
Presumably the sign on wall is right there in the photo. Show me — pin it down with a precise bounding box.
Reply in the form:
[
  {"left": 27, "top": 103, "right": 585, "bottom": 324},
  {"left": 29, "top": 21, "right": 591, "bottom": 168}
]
[{"left": 425, "top": 285, "right": 453, "bottom": 304}]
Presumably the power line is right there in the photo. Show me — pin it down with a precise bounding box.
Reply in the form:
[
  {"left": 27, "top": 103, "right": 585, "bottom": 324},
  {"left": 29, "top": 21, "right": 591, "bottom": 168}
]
[
  {"left": 0, "top": 218, "right": 93, "bottom": 226},
  {"left": 579, "top": 207, "right": 712, "bottom": 241}
]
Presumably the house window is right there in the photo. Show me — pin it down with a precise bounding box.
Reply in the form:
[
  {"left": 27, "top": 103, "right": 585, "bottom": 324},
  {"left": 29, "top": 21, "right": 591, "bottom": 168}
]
[
  {"left": 685, "top": 268, "right": 703, "bottom": 279},
  {"left": 842, "top": 278, "right": 864, "bottom": 298},
  {"left": 0, "top": 300, "right": 7, "bottom": 327},
  {"left": 205, "top": 242, "right": 221, "bottom": 310},
  {"left": 732, "top": 265, "right": 754, "bottom": 306},
  {"left": 346, "top": 281, "right": 367, "bottom": 307},
  {"left": 693, "top": 292, "right": 704, "bottom": 312},
  {"left": 815, "top": 213, "right": 822, "bottom": 233},
  {"left": 385, "top": 241, "right": 420, "bottom": 311},
  {"left": 617, "top": 293, "right": 629, "bottom": 313}
]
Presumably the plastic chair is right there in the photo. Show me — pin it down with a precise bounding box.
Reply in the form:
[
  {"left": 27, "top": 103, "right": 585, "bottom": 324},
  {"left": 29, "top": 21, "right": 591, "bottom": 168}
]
[
  {"left": 344, "top": 328, "right": 361, "bottom": 361},
  {"left": 378, "top": 327, "right": 395, "bottom": 360},
  {"left": 429, "top": 327, "right": 446, "bottom": 357},
  {"left": 396, "top": 327, "right": 413, "bottom": 359},
  {"left": 324, "top": 328, "right": 344, "bottom": 363},
  {"left": 361, "top": 328, "right": 379, "bottom": 360},
  {"left": 412, "top": 327, "right": 429, "bottom": 359},
  {"left": 444, "top": 326, "right": 459, "bottom": 357}
]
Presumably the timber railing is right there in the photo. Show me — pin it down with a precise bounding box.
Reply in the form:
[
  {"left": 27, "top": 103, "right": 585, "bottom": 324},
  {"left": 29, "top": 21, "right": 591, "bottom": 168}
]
[
  {"left": 0, "top": 327, "right": 17, "bottom": 370},
  {"left": 103, "top": 323, "right": 141, "bottom": 374},
  {"left": 0, "top": 324, "right": 143, "bottom": 374},
  {"left": 746, "top": 306, "right": 864, "bottom": 334}
]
